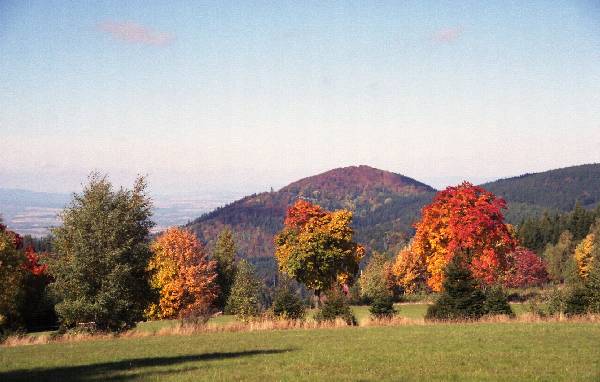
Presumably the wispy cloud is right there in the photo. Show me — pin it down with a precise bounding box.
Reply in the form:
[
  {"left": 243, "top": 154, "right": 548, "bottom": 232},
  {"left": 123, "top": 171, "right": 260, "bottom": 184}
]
[
  {"left": 433, "top": 27, "right": 463, "bottom": 43},
  {"left": 97, "top": 21, "right": 174, "bottom": 46}
]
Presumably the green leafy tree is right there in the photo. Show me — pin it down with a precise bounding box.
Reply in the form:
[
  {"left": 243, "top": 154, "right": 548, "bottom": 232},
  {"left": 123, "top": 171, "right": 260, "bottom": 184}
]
[
  {"left": 213, "top": 228, "right": 237, "bottom": 310},
  {"left": 0, "top": 225, "right": 25, "bottom": 334},
  {"left": 359, "top": 252, "right": 393, "bottom": 302},
  {"left": 426, "top": 256, "right": 486, "bottom": 321},
  {"left": 49, "top": 174, "right": 154, "bottom": 331},
  {"left": 585, "top": 255, "right": 600, "bottom": 313},
  {"left": 543, "top": 231, "right": 575, "bottom": 283},
  {"left": 225, "top": 260, "right": 263, "bottom": 321}
]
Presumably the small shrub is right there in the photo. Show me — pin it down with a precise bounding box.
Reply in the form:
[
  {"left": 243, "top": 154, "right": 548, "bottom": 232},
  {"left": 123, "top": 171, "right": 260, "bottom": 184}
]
[
  {"left": 483, "top": 286, "right": 514, "bottom": 317},
  {"left": 272, "top": 283, "right": 306, "bottom": 320},
  {"left": 564, "top": 284, "right": 590, "bottom": 316},
  {"left": 369, "top": 294, "right": 396, "bottom": 319},
  {"left": 546, "top": 288, "right": 565, "bottom": 316},
  {"left": 314, "top": 288, "right": 357, "bottom": 326}
]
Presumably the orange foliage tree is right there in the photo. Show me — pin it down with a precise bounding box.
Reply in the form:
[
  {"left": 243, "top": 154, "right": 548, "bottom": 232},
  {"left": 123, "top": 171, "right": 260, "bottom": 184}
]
[
  {"left": 274, "top": 200, "right": 364, "bottom": 302},
  {"left": 401, "top": 182, "right": 516, "bottom": 292},
  {"left": 147, "top": 227, "right": 218, "bottom": 320}
]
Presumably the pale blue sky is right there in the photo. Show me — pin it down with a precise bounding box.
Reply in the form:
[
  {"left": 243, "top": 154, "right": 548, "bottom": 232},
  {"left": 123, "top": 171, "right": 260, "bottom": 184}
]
[{"left": 1, "top": 1, "right": 599, "bottom": 194}]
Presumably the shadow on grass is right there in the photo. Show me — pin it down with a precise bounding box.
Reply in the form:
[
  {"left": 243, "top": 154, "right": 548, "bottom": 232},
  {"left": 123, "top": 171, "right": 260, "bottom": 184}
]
[{"left": 1, "top": 348, "right": 294, "bottom": 381}]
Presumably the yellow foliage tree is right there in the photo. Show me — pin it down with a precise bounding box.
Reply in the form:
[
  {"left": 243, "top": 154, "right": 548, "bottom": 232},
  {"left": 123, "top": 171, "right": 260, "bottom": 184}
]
[
  {"left": 574, "top": 232, "right": 596, "bottom": 280},
  {"left": 392, "top": 245, "right": 427, "bottom": 294},
  {"left": 147, "top": 227, "right": 218, "bottom": 320}
]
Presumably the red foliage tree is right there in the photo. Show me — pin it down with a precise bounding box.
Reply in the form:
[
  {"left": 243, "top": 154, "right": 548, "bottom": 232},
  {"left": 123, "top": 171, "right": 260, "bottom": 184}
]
[{"left": 504, "top": 247, "right": 549, "bottom": 288}]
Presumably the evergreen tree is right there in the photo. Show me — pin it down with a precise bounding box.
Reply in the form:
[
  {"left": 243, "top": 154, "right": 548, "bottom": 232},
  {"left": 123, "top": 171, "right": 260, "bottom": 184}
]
[
  {"left": 49, "top": 174, "right": 154, "bottom": 331},
  {"left": 225, "top": 260, "right": 263, "bottom": 321},
  {"left": 483, "top": 285, "right": 514, "bottom": 316},
  {"left": 425, "top": 256, "right": 486, "bottom": 320},
  {"left": 369, "top": 294, "right": 396, "bottom": 319},
  {"left": 213, "top": 228, "right": 237, "bottom": 310},
  {"left": 314, "top": 287, "right": 357, "bottom": 325},
  {"left": 272, "top": 277, "right": 306, "bottom": 319}
]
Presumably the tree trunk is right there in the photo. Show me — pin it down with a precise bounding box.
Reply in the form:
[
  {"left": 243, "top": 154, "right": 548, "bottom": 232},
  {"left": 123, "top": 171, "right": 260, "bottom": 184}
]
[{"left": 314, "top": 289, "right": 321, "bottom": 309}]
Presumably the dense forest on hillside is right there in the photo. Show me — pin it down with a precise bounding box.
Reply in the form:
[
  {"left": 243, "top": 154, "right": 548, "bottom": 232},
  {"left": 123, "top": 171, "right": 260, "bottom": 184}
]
[{"left": 483, "top": 164, "right": 600, "bottom": 222}]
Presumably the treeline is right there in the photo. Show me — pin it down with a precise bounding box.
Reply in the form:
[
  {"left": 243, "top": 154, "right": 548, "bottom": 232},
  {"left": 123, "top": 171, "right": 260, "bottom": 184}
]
[{"left": 517, "top": 202, "right": 600, "bottom": 253}]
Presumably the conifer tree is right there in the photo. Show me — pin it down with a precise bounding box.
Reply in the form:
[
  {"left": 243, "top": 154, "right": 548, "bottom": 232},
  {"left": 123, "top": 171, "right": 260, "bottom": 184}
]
[
  {"left": 225, "top": 260, "right": 263, "bottom": 321},
  {"left": 426, "top": 256, "right": 486, "bottom": 320}
]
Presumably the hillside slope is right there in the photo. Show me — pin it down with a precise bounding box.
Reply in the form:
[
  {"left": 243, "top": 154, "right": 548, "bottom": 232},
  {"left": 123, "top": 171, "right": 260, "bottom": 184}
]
[
  {"left": 187, "top": 165, "right": 436, "bottom": 259},
  {"left": 481, "top": 163, "right": 600, "bottom": 222}
]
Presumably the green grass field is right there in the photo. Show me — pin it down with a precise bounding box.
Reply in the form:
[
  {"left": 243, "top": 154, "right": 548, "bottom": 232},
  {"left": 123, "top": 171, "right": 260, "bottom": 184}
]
[{"left": 2, "top": 322, "right": 599, "bottom": 381}]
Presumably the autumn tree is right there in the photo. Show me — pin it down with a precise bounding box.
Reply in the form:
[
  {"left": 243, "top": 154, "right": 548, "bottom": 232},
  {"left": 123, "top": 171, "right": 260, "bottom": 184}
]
[
  {"left": 392, "top": 244, "right": 427, "bottom": 294},
  {"left": 50, "top": 174, "right": 154, "bottom": 331},
  {"left": 147, "top": 227, "right": 218, "bottom": 321},
  {"left": 225, "top": 259, "right": 263, "bottom": 321},
  {"left": 274, "top": 200, "right": 364, "bottom": 305},
  {"left": 574, "top": 220, "right": 599, "bottom": 280},
  {"left": 504, "top": 247, "right": 549, "bottom": 288},
  {"left": 406, "top": 182, "right": 516, "bottom": 292},
  {"left": 213, "top": 228, "right": 237, "bottom": 310},
  {"left": 21, "top": 246, "right": 57, "bottom": 330}
]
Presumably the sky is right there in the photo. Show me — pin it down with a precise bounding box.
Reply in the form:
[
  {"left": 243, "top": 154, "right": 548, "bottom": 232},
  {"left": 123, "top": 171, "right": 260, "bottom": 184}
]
[{"left": 1, "top": 1, "right": 599, "bottom": 195}]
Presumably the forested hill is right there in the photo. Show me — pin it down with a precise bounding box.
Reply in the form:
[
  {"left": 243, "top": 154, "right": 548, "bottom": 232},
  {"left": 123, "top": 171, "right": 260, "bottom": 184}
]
[
  {"left": 481, "top": 163, "right": 600, "bottom": 223},
  {"left": 187, "top": 165, "right": 436, "bottom": 259}
]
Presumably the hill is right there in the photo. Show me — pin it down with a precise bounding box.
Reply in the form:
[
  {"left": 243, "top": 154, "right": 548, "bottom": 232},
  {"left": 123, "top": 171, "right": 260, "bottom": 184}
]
[
  {"left": 187, "top": 166, "right": 436, "bottom": 262},
  {"left": 481, "top": 163, "right": 600, "bottom": 223}
]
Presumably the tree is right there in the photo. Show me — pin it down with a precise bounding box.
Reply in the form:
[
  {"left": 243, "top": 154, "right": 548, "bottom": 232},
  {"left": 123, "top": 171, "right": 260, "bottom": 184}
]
[
  {"left": 504, "top": 247, "right": 549, "bottom": 288},
  {"left": 369, "top": 294, "right": 396, "bottom": 319},
  {"left": 359, "top": 252, "right": 394, "bottom": 302},
  {"left": 314, "top": 287, "right": 357, "bottom": 325},
  {"left": 274, "top": 200, "right": 364, "bottom": 305},
  {"left": 0, "top": 224, "right": 25, "bottom": 333},
  {"left": 146, "top": 227, "right": 218, "bottom": 321},
  {"left": 392, "top": 244, "right": 427, "bottom": 294},
  {"left": 543, "top": 230, "right": 575, "bottom": 283},
  {"left": 49, "top": 174, "right": 154, "bottom": 331},
  {"left": 225, "top": 260, "right": 263, "bottom": 321},
  {"left": 213, "top": 228, "right": 237, "bottom": 310},
  {"left": 21, "top": 246, "right": 57, "bottom": 331},
  {"left": 407, "top": 182, "right": 516, "bottom": 292},
  {"left": 483, "top": 286, "right": 514, "bottom": 316},
  {"left": 574, "top": 221, "right": 599, "bottom": 280},
  {"left": 272, "top": 276, "right": 306, "bottom": 320},
  {"left": 425, "top": 256, "right": 486, "bottom": 320}
]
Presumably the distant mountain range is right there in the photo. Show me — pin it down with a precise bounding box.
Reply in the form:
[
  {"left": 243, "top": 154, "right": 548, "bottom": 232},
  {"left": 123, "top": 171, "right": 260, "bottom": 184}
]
[
  {"left": 3, "top": 163, "right": 599, "bottom": 253},
  {"left": 188, "top": 163, "right": 600, "bottom": 258}
]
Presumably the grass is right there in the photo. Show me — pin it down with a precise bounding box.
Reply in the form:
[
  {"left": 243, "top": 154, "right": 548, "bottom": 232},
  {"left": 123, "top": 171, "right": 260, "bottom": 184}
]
[{"left": 2, "top": 322, "right": 599, "bottom": 381}]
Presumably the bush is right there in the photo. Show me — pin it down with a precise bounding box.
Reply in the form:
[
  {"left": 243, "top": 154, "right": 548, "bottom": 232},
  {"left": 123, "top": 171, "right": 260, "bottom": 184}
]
[
  {"left": 564, "top": 284, "right": 590, "bottom": 316},
  {"left": 546, "top": 288, "right": 565, "bottom": 316},
  {"left": 425, "top": 257, "right": 486, "bottom": 321},
  {"left": 369, "top": 294, "right": 396, "bottom": 319},
  {"left": 483, "top": 286, "right": 514, "bottom": 316},
  {"left": 272, "top": 282, "right": 306, "bottom": 320},
  {"left": 314, "top": 288, "right": 357, "bottom": 325}
]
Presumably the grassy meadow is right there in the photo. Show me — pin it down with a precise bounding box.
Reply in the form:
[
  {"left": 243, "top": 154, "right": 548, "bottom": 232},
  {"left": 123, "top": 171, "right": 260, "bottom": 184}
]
[
  {"left": 2, "top": 322, "right": 599, "bottom": 381},
  {"left": 3, "top": 303, "right": 599, "bottom": 381}
]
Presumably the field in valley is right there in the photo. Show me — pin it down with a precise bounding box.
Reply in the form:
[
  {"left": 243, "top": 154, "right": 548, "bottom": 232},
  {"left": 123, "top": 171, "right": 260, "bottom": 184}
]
[{"left": 2, "top": 304, "right": 599, "bottom": 381}]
